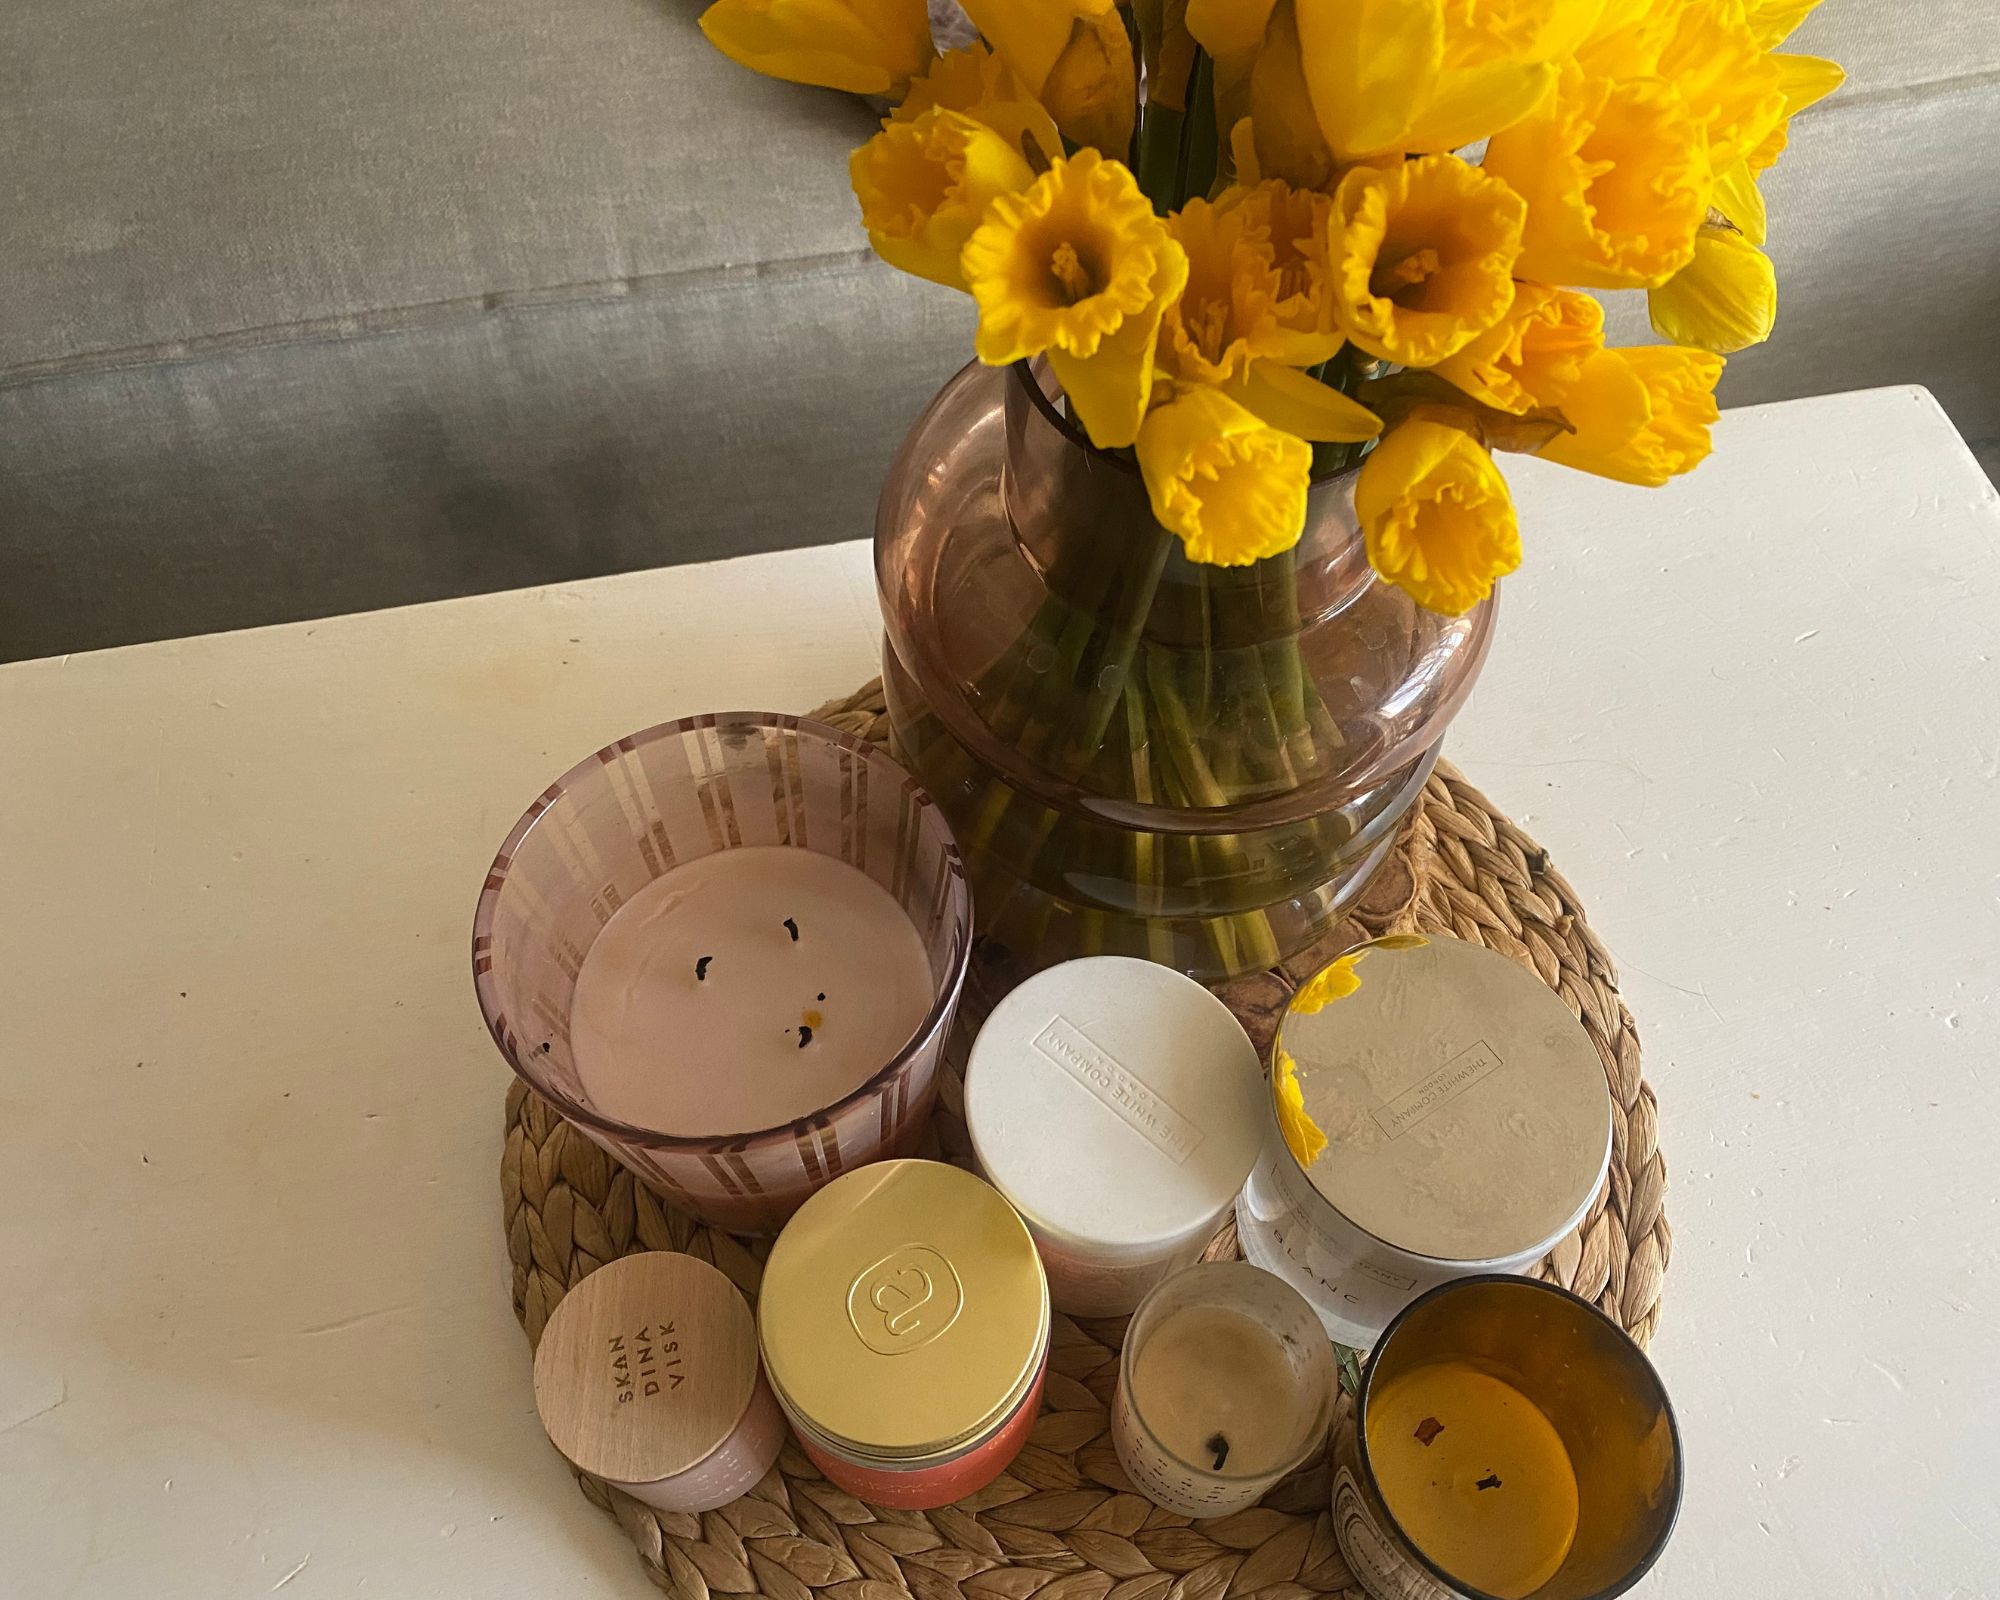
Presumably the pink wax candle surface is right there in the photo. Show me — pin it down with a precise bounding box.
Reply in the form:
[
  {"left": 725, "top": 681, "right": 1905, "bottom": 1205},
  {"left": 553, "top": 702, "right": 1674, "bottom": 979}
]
[{"left": 570, "top": 846, "right": 936, "bottom": 1136}]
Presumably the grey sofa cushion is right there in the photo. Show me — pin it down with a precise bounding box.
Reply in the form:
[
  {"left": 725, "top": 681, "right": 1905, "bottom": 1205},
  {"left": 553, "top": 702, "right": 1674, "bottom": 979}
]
[{"left": 1, "top": 0, "right": 974, "bottom": 660}]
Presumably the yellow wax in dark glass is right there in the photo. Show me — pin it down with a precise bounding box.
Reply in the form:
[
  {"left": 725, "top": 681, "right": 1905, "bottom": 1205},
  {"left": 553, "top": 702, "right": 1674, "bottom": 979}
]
[{"left": 1366, "top": 1361, "right": 1579, "bottom": 1600}]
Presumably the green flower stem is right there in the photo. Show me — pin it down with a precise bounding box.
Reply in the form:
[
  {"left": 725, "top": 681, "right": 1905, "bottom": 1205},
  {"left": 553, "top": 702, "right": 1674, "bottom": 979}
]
[{"left": 1124, "top": 682, "right": 1176, "bottom": 965}]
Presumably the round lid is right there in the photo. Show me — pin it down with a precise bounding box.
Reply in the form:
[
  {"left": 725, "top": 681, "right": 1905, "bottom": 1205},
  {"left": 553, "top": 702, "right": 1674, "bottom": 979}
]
[
  {"left": 758, "top": 1160, "right": 1048, "bottom": 1458},
  {"left": 966, "top": 957, "right": 1264, "bottom": 1250},
  {"left": 1275, "top": 936, "right": 1611, "bottom": 1262},
  {"left": 533, "top": 1251, "right": 760, "bottom": 1484}
]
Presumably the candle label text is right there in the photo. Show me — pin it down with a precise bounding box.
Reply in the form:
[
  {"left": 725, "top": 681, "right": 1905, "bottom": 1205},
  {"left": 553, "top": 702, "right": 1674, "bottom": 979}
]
[
  {"left": 1371, "top": 1040, "right": 1505, "bottom": 1140},
  {"left": 1333, "top": 1466, "right": 1455, "bottom": 1600},
  {"left": 607, "top": 1323, "right": 686, "bottom": 1405},
  {"left": 1033, "top": 1015, "right": 1204, "bottom": 1166}
]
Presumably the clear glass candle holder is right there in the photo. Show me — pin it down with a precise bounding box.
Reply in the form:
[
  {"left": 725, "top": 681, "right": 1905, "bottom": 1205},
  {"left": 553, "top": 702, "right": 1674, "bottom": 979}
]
[
  {"left": 1336, "top": 1277, "right": 1682, "bottom": 1600},
  {"left": 473, "top": 712, "right": 972, "bottom": 1235},
  {"left": 1112, "top": 1262, "right": 1336, "bottom": 1518}
]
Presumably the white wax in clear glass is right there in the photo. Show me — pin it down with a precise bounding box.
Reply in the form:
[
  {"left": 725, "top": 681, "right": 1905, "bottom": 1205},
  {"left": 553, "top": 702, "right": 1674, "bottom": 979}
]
[{"left": 570, "top": 846, "right": 934, "bottom": 1136}]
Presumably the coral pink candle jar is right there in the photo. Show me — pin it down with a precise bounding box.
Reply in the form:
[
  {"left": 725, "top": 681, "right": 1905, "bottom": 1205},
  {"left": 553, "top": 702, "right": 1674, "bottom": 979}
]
[
  {"left": 757, "top": 1160, "right": 1050, "bottom": 1509},
  {"left": 532, "top": 1252, "right": 787, "bottom": 1513}
]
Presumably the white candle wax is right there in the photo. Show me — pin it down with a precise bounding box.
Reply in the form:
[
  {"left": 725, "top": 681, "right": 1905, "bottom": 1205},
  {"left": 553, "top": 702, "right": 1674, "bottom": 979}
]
[
  {"left": 1131, "top": 1305, "right": 1300, "bottom": 1477},
  {"left": 1112, "top": 1263, "right": 1335, "bottom": 1518},
  {"left": 570, "top": 846, "right": 935, "bottom": 1135}
]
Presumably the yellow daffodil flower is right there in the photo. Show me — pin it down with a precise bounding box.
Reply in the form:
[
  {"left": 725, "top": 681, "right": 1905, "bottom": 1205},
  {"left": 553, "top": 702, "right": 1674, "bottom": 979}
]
[
  {"left": 1746, "top": 53, "right": 1847, "bottom": 175},
  {"left": 1434, "top": 283, "right": 1650, "bottom": 449},
  {"left": 1273, "top": 1047, "right": 1328, "bottom": 1168},
  {"left": 1710, "top": 160, "right": 1766, "bottom": 244},
  {"left": 1538, "top": 345, "right": 1723, "bottom": 485},
  {"left": 1277, "top": 0, "right": 1594, "bottom": 162},
  {"left": 963, "top": 151, "right": 1188, "bottom": 449},
  {"left": 1484, "top": 63, "right": 1709, "bottom": 289},
  {"left": 1226, "top": 182, "right": 1342, "bottom": 357},
  {"left": 1159, "top": 197, "right": 1274, "bottom": 386},
  {"left": 1358, "top": 417, "right": 1521, "bottom": 614},
  {"left": 1250, "top": 0, "right": 1338, "bottom": 190},
  {"left": 1160, "top": 185, "right": 1347, "bottom": 395},
  {"left": 849, "top": 109, "right": 1038, "bottom": 290},
  {"left": 699, "top": 0, "right": 935, "bottom": 98},
  {"left": 1649, "top": 0, "right": 1785, "bottom": 175},
  {"left": 1136, "top": 384, "right": 1314, "bottom": 566},
  {"left": 1435, "top": 281, "right": 1593, "bottom": 410},
  {"left": 1580, "top": 0, "right": 1789, "bottom": 174},
  {"left": 896, "top": 43, "right": 1063, "bottom": 166},
  {"left": 1293, "top": 0, "right": 1443, "bottom": 160},
  {"left": 1330, "top": 154, "right": 1526, "bottom": 368},
  {"left": 1743, "top": 0, "right": 1824, "bottom": 49},
  {"left": 1228, "top": 362, "right": 1385, "bottom": 443},
  {"left": 959, "top": 0, "right": 1137, "bottom": 156},
  {"left": 1648, "top": 225, "right": 1777, "bottom": 352},
  {"left": 1396, "top": 0, "right": 1605, "bottom": 154},
  {"left": 1187, "top": 0, "right": 1275, "bottom": 143}
]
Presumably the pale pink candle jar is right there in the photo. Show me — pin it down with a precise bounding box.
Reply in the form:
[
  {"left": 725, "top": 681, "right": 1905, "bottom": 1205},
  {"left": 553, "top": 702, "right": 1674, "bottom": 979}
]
[
  {"left": 757, "top": 1160, "right": 1051, "bottom": 1509},
  {"left": 473, "top": 713, "right": 972, "bottom": 1234},
  {"left": 532, "top": 1252, "right": 787, "bottom": 1513}
]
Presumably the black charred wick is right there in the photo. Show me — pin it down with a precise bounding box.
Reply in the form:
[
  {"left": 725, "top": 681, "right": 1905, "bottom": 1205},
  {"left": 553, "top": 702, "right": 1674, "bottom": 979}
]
[
  {"left": 783, "top": 917, "right": 800, "bottom": 942},
  {"left": 817, "top": 992, "right": 826, "bottom": 1001},
  {"left": 797, "top": 1024, "right": 814, "bottom": 1049},
  {"left": 695, "top": 955, "right": 714, "bottom": 982},
  {"left": 1207, "top": 1433, "right": 1230, "bottom": 1471},
  {"left": 1475, "top": 1472, "right": 1502, "bottom": 1491}
]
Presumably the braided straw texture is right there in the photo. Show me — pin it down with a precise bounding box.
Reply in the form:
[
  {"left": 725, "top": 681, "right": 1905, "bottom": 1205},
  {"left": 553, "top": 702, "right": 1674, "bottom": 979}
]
[{"left": 501, "top": 680, "right": 1670, "bottom": 1599}]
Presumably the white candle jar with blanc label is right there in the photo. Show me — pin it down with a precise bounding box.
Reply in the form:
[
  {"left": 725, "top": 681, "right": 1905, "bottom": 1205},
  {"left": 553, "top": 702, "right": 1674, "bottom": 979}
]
[
  {"left": 965, "top": 957, "right": 1266, "bottom": 1317},
  {"left": 1236, "top": 935, "right": 1614, "bottom": 1347}
]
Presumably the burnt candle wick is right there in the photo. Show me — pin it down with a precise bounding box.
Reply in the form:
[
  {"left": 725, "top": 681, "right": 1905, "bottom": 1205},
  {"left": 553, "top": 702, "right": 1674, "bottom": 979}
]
[
  {"left": 1207, "top": 1432, "right": 1230, "bottom": 1471},
  {"left": 797, "top": 1024, "right": 814, "bottom": 1048},
  {"left": 783, "top": 917, "right": 799, "bottom": 942},
  {"left": 695, "top": 955, "right": 713, "bottom": 982},
  {"left": 1476, "top": 1471, "right": 1503, "bottom": 1491}
]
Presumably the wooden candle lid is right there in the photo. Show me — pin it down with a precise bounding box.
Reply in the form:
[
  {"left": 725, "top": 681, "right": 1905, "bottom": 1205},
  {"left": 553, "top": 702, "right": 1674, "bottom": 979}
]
[{"left": 533, "top": 1251, "right": 761, "bottom": 1486}]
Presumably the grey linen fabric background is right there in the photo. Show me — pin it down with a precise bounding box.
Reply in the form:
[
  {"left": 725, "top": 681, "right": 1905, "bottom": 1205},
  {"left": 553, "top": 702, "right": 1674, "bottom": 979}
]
[{"left": 1, "top": 0, "right": 1994, "bottom": 661}]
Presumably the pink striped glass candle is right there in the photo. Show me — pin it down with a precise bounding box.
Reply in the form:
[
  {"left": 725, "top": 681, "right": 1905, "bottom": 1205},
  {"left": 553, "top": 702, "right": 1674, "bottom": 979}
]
[{"left": 474, "top": 713, "right": 972, "bottom": 1234}]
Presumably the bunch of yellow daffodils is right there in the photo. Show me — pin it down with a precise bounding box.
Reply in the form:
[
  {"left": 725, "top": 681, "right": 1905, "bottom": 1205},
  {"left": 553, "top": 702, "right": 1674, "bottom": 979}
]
[{"left": 702, "top": 0, "right": 1841, "bottom": 614}]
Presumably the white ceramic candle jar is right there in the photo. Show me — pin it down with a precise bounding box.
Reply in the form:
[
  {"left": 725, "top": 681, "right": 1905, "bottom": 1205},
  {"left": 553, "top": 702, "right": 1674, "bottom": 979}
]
[
  {"left": 1111, "top": 1261, "right": 1335, "bottom": 1517},
  {"left": 532, "top": 1251, "right": 787, "bottom": 1513},
  {"left": 965, "top": 956, "right": 1265, "bottom": 1317},
  {"left": 1235, "top": 935, "right": 1614, "bottom": 1347}
]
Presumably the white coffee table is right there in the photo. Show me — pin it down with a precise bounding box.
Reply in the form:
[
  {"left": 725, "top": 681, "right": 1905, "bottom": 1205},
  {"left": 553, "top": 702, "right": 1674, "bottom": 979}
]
[{"left": 3, "top": 385, "right": 1995, "bottom": 1598}]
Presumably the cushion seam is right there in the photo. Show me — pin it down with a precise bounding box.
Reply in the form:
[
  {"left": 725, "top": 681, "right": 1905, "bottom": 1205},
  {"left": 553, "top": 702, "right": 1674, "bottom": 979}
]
[{"left": 0, "top": 245, "right": 884, "bottom": 391}]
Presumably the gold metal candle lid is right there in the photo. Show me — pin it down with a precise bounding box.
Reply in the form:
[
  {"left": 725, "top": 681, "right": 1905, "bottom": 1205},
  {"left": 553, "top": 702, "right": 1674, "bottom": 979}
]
[
  {"left": 1274, "top": 935, "right": 1611, "bottom": 1262},
  {"left": 533, "top": 1251, "right": 760, "bottom": 1484},
  {"left": 758, "top": 1159, "right": 1049, "bottom": 1459}
]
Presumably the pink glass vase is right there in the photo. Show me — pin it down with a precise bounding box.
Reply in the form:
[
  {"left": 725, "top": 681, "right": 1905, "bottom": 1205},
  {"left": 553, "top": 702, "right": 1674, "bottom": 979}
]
[
  {"left": 472, "top": 712, "right": 972, "bottom": 1235},
  {"left": 875, "top": 361, "right": 1496, "bottom": 984}
]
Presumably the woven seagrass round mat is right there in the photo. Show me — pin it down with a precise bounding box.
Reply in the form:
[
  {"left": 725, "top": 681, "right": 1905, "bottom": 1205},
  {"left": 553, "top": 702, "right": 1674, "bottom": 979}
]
[{"left": 501, "top": 680, "right": 1671, "bottom": 1599}]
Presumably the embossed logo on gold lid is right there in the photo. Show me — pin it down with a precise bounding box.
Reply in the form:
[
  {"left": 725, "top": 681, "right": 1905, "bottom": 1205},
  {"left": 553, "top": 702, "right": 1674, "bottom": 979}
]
[
  {"left": 757, "top": 1159, "right": 1050, "bottom": 1460},
  {"left": 1275, "top": 935, "right": 1612, "bottom": 1263}
]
